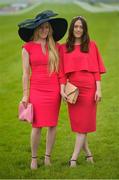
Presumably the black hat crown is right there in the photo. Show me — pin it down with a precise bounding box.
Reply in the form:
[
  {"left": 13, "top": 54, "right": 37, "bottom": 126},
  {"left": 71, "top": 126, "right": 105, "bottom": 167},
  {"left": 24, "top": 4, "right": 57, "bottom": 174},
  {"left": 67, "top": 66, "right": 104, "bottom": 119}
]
[
  {"left": 35, "top": 10, "right": 58, "bottom": 20},
  {"left": 18, "top": 10, "right": 58, "bottom": 29}
]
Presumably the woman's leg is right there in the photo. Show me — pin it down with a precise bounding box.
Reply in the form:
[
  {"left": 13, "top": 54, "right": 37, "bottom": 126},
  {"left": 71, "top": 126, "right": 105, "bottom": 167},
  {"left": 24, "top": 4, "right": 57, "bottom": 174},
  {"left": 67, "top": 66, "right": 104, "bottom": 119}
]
[
  {"left": 44, "top": 126, "right": 57, "bottom": 165},
  {"left": 30, "top": 127, "right": 42, "bottom": 169},
  {"left": 82, "top": 136, "right": 94, "bottom": 163},
  {"left": 70, "top": 133, "right": 86, "bottom": 167}
]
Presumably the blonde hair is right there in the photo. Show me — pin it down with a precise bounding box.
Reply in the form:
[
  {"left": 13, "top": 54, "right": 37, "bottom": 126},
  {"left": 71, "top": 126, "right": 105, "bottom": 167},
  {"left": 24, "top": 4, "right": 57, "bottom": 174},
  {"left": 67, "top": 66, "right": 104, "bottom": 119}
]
[{"left": 33, "top": 23, "right": 59, "bottom": 73}]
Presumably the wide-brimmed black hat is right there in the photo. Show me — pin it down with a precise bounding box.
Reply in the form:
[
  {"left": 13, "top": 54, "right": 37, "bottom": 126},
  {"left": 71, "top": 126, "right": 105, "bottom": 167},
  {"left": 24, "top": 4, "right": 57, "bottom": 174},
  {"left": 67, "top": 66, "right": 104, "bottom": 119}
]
[{"left": 18, "top": 10, "right": 68, "bottom": 42}]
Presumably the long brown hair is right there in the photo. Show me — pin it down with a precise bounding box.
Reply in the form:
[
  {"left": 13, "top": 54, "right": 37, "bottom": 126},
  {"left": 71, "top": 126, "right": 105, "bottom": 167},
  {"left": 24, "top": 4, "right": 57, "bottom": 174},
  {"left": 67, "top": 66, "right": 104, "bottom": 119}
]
[
  {"left": 33, "top": 23, "right": 59, "bottom": 73},
  {"left": 66, "top": 16, "right": 90, "bottom": 53}
]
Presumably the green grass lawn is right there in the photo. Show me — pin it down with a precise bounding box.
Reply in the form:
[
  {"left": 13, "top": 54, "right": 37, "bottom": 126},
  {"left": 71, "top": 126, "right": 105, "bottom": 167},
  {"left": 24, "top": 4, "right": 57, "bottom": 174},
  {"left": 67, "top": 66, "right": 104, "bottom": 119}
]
[{"left": 0, "top": 3, "right": 119, "bottom": 179}]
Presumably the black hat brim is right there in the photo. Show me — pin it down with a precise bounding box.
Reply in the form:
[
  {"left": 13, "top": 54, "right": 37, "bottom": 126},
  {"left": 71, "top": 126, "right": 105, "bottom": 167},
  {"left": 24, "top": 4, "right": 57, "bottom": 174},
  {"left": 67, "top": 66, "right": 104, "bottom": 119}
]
[{"left": 18, "top": 18, "right": 68, "bottom": 42}]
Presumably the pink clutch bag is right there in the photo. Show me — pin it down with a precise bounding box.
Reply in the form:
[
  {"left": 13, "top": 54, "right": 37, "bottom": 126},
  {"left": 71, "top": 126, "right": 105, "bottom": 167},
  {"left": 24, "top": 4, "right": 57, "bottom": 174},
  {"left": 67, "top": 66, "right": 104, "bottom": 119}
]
[{"left": 18, "top": 102, "right": 33, "bottom": 123}]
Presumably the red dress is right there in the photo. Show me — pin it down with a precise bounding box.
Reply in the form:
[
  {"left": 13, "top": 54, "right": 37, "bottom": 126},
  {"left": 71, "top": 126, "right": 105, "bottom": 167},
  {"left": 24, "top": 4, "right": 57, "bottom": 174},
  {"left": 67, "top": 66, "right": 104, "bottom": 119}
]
[
  {"left": 22, "top": 41, "right": 62, "bottom": 128},
  {"left": 59, "top": 41, "right": 106, "bottom": 133}
]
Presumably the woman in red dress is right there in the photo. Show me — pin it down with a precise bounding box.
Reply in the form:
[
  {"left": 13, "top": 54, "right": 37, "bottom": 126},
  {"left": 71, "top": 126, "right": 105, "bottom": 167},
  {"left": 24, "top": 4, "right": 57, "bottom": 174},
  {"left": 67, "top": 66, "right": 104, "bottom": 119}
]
[
  {"left": 60, "top": 16, "right": 106, "bottom": 167},
  {"left": 18, "top": 10, "right": 67, "bottom": 169}
]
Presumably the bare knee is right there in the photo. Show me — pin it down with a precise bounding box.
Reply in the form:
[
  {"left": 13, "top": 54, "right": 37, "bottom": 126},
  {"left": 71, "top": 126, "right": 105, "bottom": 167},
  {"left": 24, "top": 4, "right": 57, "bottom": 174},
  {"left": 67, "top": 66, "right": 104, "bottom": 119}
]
[
  {"left": 77, "top": 132, "right": 87, "bottom": 136},
  {"left": 48, "top": 126, "right": 56, "bottom": 132},
  {"left": 32, "top": 127, "right": 42, "bottom": 135}
]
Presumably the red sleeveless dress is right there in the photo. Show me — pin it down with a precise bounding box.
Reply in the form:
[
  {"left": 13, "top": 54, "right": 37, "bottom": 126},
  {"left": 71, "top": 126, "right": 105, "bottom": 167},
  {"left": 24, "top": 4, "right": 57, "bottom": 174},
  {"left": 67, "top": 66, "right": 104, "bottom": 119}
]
[{"left": 22, "top": 42, "right": 61, "bottom": 128}]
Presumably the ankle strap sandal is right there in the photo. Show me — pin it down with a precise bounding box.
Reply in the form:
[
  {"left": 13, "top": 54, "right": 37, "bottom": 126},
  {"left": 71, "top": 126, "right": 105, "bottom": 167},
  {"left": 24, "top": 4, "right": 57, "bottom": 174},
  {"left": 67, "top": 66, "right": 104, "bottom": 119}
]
[
  {"left": 69, "top": 159, "right": 77, "bottom": 166},
  {"left": 85, "top": 155, "right": 93, "bottom": 159},
  {"left": 32, "top": 156, "right": 37, "bottom": 159},
  {"left": 45, "top": 154, "right": 51, "bottom": 157}
]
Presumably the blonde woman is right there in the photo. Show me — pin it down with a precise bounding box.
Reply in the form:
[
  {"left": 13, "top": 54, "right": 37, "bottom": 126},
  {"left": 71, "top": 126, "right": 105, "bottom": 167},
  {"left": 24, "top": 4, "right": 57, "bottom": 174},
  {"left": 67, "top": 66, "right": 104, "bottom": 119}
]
[{"left": 18, "top": 10, "right": 67, "bottom": 169}]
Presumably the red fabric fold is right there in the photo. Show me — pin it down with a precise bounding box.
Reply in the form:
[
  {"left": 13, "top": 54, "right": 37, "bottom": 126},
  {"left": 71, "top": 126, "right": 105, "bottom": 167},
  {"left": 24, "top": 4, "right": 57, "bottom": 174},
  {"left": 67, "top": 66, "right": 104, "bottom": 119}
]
[{"left": 60, "top": 41, "right": 106, "bottom": 75}]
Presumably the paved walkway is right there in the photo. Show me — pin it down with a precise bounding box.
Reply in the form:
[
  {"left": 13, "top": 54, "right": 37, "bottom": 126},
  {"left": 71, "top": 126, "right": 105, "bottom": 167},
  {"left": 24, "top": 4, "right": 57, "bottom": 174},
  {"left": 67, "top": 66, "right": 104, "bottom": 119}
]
[
  {"left": 0, "top": 2, "right": 41, "bottom": 15},
  {"left": 74, "top": 0, "right": 119, "bottom": 13},
  {"left": 1, "top": 0, "right": 119, "bottom": 15}
]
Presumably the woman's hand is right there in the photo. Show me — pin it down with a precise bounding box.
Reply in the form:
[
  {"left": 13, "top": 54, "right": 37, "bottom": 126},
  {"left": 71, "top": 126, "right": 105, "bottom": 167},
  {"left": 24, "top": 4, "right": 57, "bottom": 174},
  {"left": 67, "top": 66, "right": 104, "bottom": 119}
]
[
  {"left": 95, "top": 81, "right": 102, "bottom": 103},
  {"left": 95, "top": 89, "right": 102, "bottom": 103},
  {"left": 61, "top": 90, "right": 67, "bottom": 102},
  {"left": 60, "top": 84, "right": 67, "bottom": 102},
  {"left": 21, "top": 96, "right": 29, "bottom": 108}
]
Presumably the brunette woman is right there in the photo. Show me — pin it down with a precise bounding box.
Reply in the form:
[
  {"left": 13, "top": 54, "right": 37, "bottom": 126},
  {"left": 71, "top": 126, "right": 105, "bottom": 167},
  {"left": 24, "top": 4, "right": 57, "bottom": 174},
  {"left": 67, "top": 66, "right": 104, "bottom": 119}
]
[{"left": 60, "top": 16, "right": 106, "bottom": 167}]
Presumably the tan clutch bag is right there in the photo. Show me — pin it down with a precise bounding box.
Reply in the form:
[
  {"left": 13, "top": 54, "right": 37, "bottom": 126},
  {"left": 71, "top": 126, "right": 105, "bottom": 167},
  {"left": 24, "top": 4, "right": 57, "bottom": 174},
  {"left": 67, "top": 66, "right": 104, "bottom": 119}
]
[{"left": 65, "top": 82, "right": 79, "bottom": 104}]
